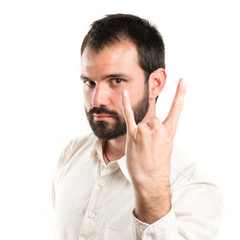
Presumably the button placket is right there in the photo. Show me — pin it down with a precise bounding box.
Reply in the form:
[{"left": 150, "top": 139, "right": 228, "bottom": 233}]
[
  {"left": 88, "top": 211, "right": 95, "bottom": 218},
  {"left": 78, "top": 161, "right": 120, "bottom": 240},
  {"left": 78, "top": 175, "right": 109, "bottom": 239},
  {"left": 99, "top": 180, "right": 105, "bottom": 187}
]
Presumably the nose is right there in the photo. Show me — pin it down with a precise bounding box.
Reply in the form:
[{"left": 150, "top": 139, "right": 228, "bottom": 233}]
[{"left": 91, "top": 83, "right": 110, "bottom": 107}]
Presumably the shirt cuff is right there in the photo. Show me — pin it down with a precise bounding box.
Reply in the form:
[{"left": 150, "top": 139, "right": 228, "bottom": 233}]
[{"left": 132, "top": 207, "right": 179, "bottom": 240}]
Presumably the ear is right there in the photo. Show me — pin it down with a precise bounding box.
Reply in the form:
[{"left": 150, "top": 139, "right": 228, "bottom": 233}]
[{"left": 148, "top": 68, "right": 167, "bottom": 100}]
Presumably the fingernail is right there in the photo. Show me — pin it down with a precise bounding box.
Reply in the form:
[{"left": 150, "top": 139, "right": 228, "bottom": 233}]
[
  {"left": 181, "top": 78, "right": 187, "bottom": 87},
  {"left": 123, "top": 90, "right": 128, "bottom": 97}
]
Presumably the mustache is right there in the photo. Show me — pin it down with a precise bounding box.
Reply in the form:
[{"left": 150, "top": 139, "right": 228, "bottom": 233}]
[{"left": 88, "top": 107, "right": 119, "bottom": 117}]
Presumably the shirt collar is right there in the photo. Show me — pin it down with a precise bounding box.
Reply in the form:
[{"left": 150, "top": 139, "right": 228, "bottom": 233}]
[
  {"left": 91, "top": 135, "right": 103, "bottom": 156},
  {"left": 90, "top": 134, "right": 180, "bottom": 185},
  {"left": 117, "top": 156, "right": 132, "bottom": 183},
  {"left": 90, "top": 133, "right": 132, "bottom": 183}
]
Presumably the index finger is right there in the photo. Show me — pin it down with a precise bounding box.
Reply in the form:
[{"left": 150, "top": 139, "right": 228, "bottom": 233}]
[
  {"left": 122, "top": 90, "right": 137, "bottom": 132},
  {"left": 164, "top": 78, "right": 187, "bottom": 132}
]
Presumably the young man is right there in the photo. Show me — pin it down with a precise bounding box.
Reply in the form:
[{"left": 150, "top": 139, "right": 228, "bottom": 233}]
[{"left": 52, "top": 14, "right": 221, "bottom": 240}]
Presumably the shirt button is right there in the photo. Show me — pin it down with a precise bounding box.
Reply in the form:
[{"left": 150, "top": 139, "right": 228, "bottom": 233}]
[
  {"left": 88, "top": 212, "right": 95, "bottom": 218},
  {"left": 99, "top": 180, "right": 105, "bottom": 187}
]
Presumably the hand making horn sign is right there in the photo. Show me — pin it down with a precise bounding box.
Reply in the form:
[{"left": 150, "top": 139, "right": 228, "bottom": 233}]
[{"left": 122, "top": 78, "right": 187, "bottom": 224}]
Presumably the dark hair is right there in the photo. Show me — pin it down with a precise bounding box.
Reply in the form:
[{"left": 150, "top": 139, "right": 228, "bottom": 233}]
[{"left": 81, "top": 14, "right": 165, "bottom": 83}]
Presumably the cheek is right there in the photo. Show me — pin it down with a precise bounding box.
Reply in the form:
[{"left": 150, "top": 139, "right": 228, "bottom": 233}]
[
  {"left": 83, "top": 89, "right": 92, "bottom": 109},
  {"left": 114, "top": 91, "right": 124, "bottom": 104},
  {"left": 128, "top": 90, "right": 141, "bottom": 106}
]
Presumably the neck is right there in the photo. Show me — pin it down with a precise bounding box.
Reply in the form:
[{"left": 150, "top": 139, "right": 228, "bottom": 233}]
[{"left": 104, "top": 134, "right": 126, "bottom": 164}]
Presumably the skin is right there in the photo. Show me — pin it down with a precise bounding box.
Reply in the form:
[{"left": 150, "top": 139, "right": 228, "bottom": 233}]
[{"left": 81, "top": 41, "right": 186, "bottom": 224}]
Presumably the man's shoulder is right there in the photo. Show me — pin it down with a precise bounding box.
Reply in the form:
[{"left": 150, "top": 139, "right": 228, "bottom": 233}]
[
  {"left": 171, "top": 144, "right": 212, "bottom": 183},
  {"left": 58, "top": 132, "right": 97, "bottom": 167},
  {"left": 66, "top": 132, "right": 96, "bottom": 150},
  {"left": 170, "top": 145, "right": 221, "bottom": 224}
]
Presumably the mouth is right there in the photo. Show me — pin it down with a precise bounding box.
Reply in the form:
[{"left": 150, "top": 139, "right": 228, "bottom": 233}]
[{"left": 93, "top": 114, "right": 115, "bottom": 121}]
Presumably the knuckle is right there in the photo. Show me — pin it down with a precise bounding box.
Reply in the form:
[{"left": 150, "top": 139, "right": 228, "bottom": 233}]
[
  {"left": 138, "top": 122, "right": 145, "bottom": 130},
  {"left": 138, "top": 123, "right": 148, "bottom": 134},
  {"left": 152, "top": 117, "right": 161, "bottom": 125},
  {"left": 152, "top": 123, "right": 161, "bottom": 133},
  {"left": 125, "top": 109, "right": 133, "bottom": 119},
  {"left": 173, "top": 100, "right": 184, "bottom": 112},
  {"left": 147, "top": 117, "right": 162, "bottom": 128},
  {"left": 125, "top": 111, "right": 131, "bottom": 118}
]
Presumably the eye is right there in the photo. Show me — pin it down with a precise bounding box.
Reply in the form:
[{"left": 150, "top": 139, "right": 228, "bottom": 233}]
[
  {"left": 111, "top": 78, "right": 123, "bottom": 85},
  {"left": 84, "top": 80, "right": 96, "bottom": 87}
]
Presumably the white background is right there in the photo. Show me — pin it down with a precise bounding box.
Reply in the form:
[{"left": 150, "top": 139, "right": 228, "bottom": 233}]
[{"left": 0, "top": 0, "right": 239, "bottom": 239}]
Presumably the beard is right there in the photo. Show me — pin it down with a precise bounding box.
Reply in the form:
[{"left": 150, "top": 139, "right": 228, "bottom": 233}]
[{"left": 85, "top": 87, "right": 149, "bottom": 140}]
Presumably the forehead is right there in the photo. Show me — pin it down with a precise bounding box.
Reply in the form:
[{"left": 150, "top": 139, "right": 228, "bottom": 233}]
[{"left": 81, "top": 42, "right": 144, "bottom": 80}]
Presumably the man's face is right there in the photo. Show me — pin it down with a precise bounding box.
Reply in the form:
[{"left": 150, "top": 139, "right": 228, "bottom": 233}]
[{"left": 81, "top": 42, "right": 150, "bottom": 140}]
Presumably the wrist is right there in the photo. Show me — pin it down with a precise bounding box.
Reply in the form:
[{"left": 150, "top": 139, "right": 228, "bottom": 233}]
[
  {"left": 135, "top": 193, "right": 171, "bottom": 224},
  {"left": 134, "top": 185, "right": 171, "bottom": 224},
  {"left": 132, "top": 174, "right": 170, "bottom": 197}
]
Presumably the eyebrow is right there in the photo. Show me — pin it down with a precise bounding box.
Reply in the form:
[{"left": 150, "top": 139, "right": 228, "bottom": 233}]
[
  {"left": 80, "top": 75, "right": 92, "bottom": 81},
  {"left": 80, "top": 73, "right": 131, "bottom": 81}
]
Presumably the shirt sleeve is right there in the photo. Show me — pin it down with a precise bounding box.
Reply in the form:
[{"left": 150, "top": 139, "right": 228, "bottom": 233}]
[
  {"left": 132, "top": 207, "right": 179, "bottom": 240},
  {"left": 132, "top": 178, "right": 221, "bottom": 240}
]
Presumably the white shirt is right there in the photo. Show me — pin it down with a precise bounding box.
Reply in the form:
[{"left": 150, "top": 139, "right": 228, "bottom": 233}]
[{"left": 52, "top": 133, "right": 221, "bottom": 240}]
